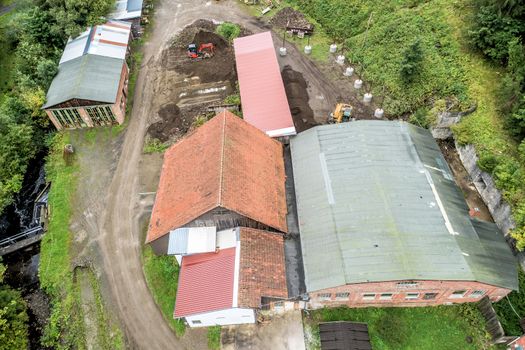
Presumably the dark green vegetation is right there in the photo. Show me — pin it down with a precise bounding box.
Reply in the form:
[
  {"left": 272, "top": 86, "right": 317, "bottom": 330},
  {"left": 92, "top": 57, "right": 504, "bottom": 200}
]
[
  {"left": 0, "top": 261, "right": 29, "bottom": 350},
  {"left": 494, "top": 267, "right": 525, "bottom": 336},
  {"left": 0, "top": 0, "right": 114, "bottom": 215},
  {"left": 142, "top": 245, "right": 186, "bottom": 337},
  {"left": 306, "top": 305, "right": 495, "bottom": 350},
  {"left": 216, "top": 22, "right": 241, "bottom": 42}
]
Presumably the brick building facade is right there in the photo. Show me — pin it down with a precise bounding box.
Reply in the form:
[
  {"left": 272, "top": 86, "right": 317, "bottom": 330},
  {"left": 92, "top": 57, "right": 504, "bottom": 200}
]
[
  {"left": 308, "top": 280, "right": 511, "bottom": 309},
  {"left": 291, "top": 122, "right": 518, "bottom": 309},
  {"left": 45, "top": 62, "right": 129, "bottom": 129}
]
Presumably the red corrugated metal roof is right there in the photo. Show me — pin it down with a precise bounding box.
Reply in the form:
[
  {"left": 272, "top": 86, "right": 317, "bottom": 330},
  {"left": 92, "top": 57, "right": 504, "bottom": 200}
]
[
  {"left": 145, "top": 110, "right": 287, "bottom": 244},
  {"left": 174, "top": 247, "right": 236, "bottom": 318},
  {"left": 234, "top": 32, "right": 296, "bottom": 137}
]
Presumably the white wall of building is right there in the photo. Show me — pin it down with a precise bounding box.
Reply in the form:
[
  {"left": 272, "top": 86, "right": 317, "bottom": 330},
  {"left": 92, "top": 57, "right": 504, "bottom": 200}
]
[{"left": 184, "top": 308, "right": 255, "bottom": 327}]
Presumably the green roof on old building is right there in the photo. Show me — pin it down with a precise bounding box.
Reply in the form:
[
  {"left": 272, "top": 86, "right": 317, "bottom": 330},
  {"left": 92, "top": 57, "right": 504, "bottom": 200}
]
[
  {"left": 43, "top": 55, "right": 124, "bottom": 109},
  {"left": 291, "top": 121, "right": 517, "bottom": 292}
]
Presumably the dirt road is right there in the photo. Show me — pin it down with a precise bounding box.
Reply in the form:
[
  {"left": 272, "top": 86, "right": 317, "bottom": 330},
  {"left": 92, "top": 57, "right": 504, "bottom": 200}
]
[{"left": 75, "top": 1, "right": 365, "bottom": 349}]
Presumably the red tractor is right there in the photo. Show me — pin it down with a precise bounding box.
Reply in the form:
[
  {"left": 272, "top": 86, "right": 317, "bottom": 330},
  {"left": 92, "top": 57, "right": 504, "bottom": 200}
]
[{"left": 187, "top": 43, "right": 215, "bottom": 60}]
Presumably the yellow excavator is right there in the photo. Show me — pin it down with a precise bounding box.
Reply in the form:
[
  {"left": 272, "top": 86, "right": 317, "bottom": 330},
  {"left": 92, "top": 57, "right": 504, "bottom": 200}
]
[{"left": 330, "top": 103, "right": 353, "bottom": 123}]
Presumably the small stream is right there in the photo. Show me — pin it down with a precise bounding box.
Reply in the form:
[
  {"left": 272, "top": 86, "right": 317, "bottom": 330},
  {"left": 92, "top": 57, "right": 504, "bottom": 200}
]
[{"left": 1, "top": 153, "right": 51, "bottom": 349}]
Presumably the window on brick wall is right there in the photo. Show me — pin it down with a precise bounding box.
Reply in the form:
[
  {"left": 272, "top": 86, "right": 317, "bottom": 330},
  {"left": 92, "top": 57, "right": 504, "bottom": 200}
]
[
  {"left": 362, "top": 293, "right": 376, "bottom": 301},
  {"left": 449, "top": 290, "right": 467, "bottom": 299},
  {"left": 423, "top": 292, "right": 438, "bottom": 300},
  {"left": 396, "top": 281, "right": 418, "bottom": 288},
  {"left": 380, "top": 293, "right": 393, "bottom": 300},
  {"left": 335, "top": 292, "right": 350, "bottom": 300},
  {"left": 317, "top": 293, "right": 331, "bottom": 301},
  {"left": 405, "top": 293, "right": 419, "bottom": 300},
  {"left": 470, "top": 290, "right": 485, "bottom": 298}
]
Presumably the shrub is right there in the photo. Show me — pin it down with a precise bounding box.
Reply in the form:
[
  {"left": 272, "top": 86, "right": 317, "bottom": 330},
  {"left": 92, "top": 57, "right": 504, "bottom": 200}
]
[
  {"left": 216, "top": 22, "right": 241, "bottom": 42},
  {"left": 494, "top": 267, "right": 525, "bottom": 335},
  {"left": 400, "top": 40, "right": 424, "bottom": 84},
  {"left": 409, "top": 107, "right": 430, "bottom": 128},
  {"left": 477, "top": 152, "right": 499, "bottom": 173},
  {"left": 468, "top": 5, "right": 522, "bottom": 63}
]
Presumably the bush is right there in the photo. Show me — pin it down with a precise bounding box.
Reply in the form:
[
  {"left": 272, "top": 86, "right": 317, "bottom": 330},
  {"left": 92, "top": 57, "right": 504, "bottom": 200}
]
[
  {"left": 468, "top": 5, "right": 522, "bottom": 63},
  {"left": 409, "top": 107, "right": 430, "bottom": 128},
  {"left": 400, "top": 40, "right": 424, "bottom": 84},
  {"left": 494, "top": 267, "right": 525, "bottom": 335},
  {"left": 0, "top": 262, "right": 29, "bottom": 350},
  {"left": 207, "top": 326, "right": 221, "bottom": 350},
  {"left": 477, "top": 151, "right": 499, "bottom": 173},
  {"left": 216, "top": 22, "right": 241, "bottom": 42}
]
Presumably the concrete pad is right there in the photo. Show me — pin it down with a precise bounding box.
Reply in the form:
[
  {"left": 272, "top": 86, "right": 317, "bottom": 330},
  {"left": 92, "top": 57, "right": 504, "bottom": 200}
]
[{"left": 222, "top": 311, "right": 305, "bottom": 350}]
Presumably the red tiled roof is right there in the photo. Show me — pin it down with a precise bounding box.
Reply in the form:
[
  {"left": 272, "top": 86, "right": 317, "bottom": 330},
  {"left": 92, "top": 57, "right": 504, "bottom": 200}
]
[
  {"left": 238, "top": 228, "right": 288, "bottom": 308},
  {"left": 174, "top": 247, "right": 236, "bottom": 317},
  {"left": 234, "top": 32, "right": 296, "bottom": 137},
  {"left": 146, "top": 110, "right": 287, "bottom": 243}
]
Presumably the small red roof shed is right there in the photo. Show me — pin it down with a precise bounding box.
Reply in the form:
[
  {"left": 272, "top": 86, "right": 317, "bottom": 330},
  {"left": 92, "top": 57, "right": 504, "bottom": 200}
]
[
  {"left": 173, "top": 228, "right": 288, "bottom": 319},
  {"left": 234, "top": 32, "right": 296, "bottom": 138},
  {"left": 174, "top": 247, "right": 236, "bottom": 318}
]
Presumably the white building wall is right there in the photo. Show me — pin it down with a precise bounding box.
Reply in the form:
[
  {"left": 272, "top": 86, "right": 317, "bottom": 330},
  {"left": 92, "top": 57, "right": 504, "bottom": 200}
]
[{"left": 184, "top": 308, "right": 255, "bottom": 327}]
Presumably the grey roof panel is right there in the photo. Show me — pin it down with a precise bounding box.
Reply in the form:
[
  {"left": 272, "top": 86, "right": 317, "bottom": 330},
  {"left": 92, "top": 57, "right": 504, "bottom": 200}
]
[
  {"left": 291, "top": 121, "right": 517, "bottom": 292},
  {"left": 127, "top": 0, "right": 143, "bottom": 11},
  {"left": 44, "top": 55, "right": 124, "bottom": 108}
]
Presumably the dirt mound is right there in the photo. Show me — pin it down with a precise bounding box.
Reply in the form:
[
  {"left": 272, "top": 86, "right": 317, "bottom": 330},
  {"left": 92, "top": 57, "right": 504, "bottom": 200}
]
[
  {"left": 271, "top": 7, "right": 313, "bottom": 30},
  {"left": 281, "top": 65, "right": 317, "bottom": 132},
  {"left": 147, "top": 104, "right": 185, "bottom": 142},
  {"left": 168, "top": 20, "right": 236, "bottom": 83}
]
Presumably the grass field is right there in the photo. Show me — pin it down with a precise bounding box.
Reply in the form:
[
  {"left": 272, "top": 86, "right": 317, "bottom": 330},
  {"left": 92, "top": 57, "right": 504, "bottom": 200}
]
[
  {"left": 305, "top": 305, "right": 499, "bottom": 350},
  {"left": 142, "top": 244, "right": 186, "bottom": 337}
]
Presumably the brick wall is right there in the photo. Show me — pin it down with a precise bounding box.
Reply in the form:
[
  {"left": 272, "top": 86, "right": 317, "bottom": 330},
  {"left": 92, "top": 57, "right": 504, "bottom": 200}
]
[
  {"left": 111, "top": 62, "right": 129, "bottom": 124},
  {"left": 308, "top": 280, "right": 511, "bottom": 309}
]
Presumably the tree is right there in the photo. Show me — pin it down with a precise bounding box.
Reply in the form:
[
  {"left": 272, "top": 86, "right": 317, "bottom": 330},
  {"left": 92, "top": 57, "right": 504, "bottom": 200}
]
[
  {"left": 0, "top": 262, "right": 29, "bottom": 350},
  {"left": 399, "top": 40, "right": 424, "bottom": 84}
]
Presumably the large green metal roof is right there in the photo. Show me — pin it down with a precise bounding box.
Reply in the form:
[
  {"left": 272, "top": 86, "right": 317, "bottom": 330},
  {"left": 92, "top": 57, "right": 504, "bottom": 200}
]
[
  {"left": 291, "top": 121, "right": 517, "bottom": 292},
  {"left": 43, "top": 55, "right": 124, "bottom": 109}
]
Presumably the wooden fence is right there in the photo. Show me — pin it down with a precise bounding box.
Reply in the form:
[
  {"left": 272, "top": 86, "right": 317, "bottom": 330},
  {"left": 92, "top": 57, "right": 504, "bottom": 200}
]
[{"left": 478, "top": 296, "right": 518, "bottom": 344}]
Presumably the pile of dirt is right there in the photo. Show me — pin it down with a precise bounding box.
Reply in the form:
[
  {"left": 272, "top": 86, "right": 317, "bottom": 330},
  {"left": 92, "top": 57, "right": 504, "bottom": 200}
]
[
  {"left": 147, "top": 104, "right": 186, "bottom": 142},
  {"left": 281, "top": 65, "right": 317, "bottom": 132},
  {"left": 167, "top": 20, "right": 236, "bottom": 83},
  {"left": 270, "top": 7, "right": 313, "bottom": 31}
]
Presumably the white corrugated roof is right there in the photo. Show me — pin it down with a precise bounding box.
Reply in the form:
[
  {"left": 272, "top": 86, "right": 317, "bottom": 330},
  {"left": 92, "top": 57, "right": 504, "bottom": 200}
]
[
  {"left": 110, "top": 0, "right": 143, "bottom": 20},
  {"left": 167, "top": 227, "right": 217, "bottom": 255},
  {"left": 59, "top": 20, "right": 131, "bottom": 64}
]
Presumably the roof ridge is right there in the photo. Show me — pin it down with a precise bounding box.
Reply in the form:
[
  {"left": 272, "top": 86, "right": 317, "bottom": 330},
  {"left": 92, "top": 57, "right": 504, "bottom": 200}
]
[{"left": 218, "top": 110, "right": 227, "bottom": 206}]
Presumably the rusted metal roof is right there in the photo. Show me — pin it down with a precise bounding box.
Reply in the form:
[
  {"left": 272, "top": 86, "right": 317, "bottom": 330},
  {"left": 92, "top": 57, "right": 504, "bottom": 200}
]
[
  {"left": 174, "top": 247, "right": 236, "bottom": 317},
  {"left": 146, "top": 110, "right": 288, "bottom": 244},
  {"left": 234, "top": 32, "right": 296, "bottom": 138}
]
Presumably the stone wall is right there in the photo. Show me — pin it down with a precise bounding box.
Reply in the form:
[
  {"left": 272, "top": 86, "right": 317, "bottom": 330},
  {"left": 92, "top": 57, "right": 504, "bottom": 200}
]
[{"left": 455, "top": 143, "right": 516, "bottom": 236}]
